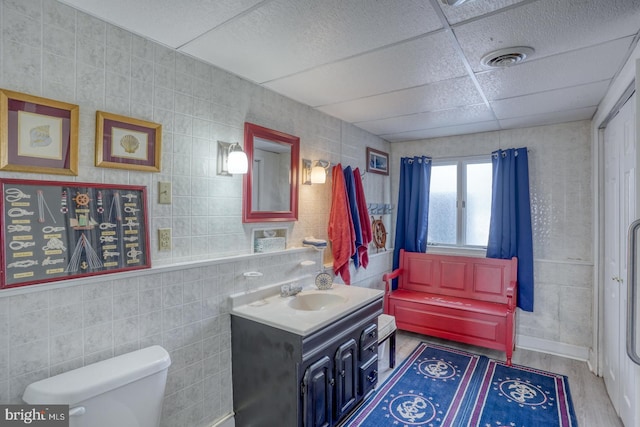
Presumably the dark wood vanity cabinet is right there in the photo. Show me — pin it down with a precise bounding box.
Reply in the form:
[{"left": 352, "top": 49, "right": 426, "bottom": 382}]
[{"left": 231, "top": 297, "right": 383, "bottom": 427}]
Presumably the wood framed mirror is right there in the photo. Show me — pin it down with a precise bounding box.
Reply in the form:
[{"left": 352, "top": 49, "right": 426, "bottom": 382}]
[{"left": 242, "top": 122, "right": 299, "bottom": 223}]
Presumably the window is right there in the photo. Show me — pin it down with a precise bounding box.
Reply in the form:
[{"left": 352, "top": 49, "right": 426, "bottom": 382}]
[{"left": 427, "top": 157, "right": 492, "bottom": 248}]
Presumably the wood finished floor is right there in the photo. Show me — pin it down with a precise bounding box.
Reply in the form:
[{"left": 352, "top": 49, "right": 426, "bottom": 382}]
[{"left": 376, "top": 331, "right": 623, "bottom": 427}]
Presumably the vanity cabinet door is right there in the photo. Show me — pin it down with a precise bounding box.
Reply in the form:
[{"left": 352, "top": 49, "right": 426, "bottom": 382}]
[
  {"left": 334, "top": 339, "right": 358, "bottom": 420},
  {"left": 302, "top": 356, "right": 333, "bottom": 427},
  {"left": 359, "top": 355, "right": 378, "bottom": 397}
]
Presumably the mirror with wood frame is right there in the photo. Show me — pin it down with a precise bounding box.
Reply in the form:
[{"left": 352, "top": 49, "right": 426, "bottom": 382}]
[{"left": 242, "top": 122, "right": 299, "bottom": 223}]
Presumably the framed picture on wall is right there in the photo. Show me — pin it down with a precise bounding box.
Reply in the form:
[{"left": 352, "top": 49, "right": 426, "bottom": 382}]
[
  {"left": 0, "top": 178, "right": 151, "bottom": 289},
  {"left": 366, "top": 147, "right": 389, "bottom": 176},
  {"left": 0, "top": 89, "right": 79, "bottom": 176},
  {"left": 95, "top": 111, "right": 162, "bottom": 172}
]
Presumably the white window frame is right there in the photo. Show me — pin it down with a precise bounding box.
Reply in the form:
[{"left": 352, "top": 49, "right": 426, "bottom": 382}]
[{"left": 428, "top": 155, "right": 492, "bottom": 251}]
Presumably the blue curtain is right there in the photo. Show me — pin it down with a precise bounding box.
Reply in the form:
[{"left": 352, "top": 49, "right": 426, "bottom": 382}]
[
  {"left": 487, "top": 148, "right": 534, "bottom": 312},
  {"left": 393, "top": 156, "right": 431, "bottom": 289}
]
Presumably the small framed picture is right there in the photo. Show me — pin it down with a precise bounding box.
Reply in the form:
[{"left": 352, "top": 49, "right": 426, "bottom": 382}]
[
  {"left": 95, "top": 111, "right": 162, "bottom": 172},
  {"left": 0, "top": 89, "right": 79, "bottom": 175},
  {"left": 366, "top": 147, "right": 389, "bottom": 176}
]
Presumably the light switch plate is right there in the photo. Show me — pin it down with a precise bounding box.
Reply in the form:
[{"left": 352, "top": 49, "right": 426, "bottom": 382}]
[
  {"left": 158, "top": 228, "right": 171, "bottom": 251},
  {"left": 158, "top": 181, "right": 171, "bottom": 204}
]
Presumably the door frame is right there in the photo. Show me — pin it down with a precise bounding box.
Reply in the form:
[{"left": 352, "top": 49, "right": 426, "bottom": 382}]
[{"left": 592, "top": 54, "right": 640, "bottom": 376}]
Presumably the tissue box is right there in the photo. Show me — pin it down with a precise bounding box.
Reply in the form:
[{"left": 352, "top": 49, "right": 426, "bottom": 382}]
[{"left": 254, "top": 237, "right": 285, "bottom": 253}]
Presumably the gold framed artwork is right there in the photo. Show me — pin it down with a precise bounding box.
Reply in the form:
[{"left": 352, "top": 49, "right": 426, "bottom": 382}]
[
  {"left": 0, "top": 89, "right": 79, "bottom": 175},
  {"left": 95, "top": 111, "right": 162, "bottom": 172}
]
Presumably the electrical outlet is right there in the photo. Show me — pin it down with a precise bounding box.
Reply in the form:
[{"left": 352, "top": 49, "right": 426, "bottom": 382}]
[
  {"left": 158, "top": 181, "right": 171, "bottom": 204},
  {"left": 158, "top": 228, "right": 171, "bottom": 251}
]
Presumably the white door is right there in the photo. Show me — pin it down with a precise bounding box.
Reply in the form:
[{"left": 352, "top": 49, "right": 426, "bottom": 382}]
[
  {"left": 603, "top": 92, "right": 639, "bottom": 427},
  {"left": 603, "top": 104, "right": 622, "bottom": 409}
]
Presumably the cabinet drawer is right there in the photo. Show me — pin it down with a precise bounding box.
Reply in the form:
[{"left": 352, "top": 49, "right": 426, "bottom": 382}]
[
  {"left": 359, "top": 323, "right": 377, "bottom": 351},
  {"left": 359, "top": 355, "right": 378, "bottom": 396},
  {"left": 360, "top": 341, "right": 377, "bottom": 362}
]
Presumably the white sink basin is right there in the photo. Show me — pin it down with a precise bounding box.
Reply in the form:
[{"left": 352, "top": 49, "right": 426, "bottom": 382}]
[
  {"left": 288, "top": 293, "right": 347, "bottom": 311},
  {"left": 230, "top": 283, "right": 384, "bottom": 336}
]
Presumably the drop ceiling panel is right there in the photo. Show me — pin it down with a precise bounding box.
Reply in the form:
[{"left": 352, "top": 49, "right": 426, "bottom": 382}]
[
  {"left": 180, "top": 0, "right": 443, "bottom": 83},
  {"left": 58, "top": 0, "right": 264, "bottom": 48},
  {"left": 54, "top": 0, "right": 640, "bottom": 142},
  {"left": 454, "top": 0, "right": 640, "bottom": 72},
  {"left": 476, "top": 36, "right": 634, "bottom": 101},
  {"left": 490, "top": 80, "right": 609, "bottom": 119},
  {"left": 499, "top": 106, "right": 597, "bottom": 130},
  {"left": 382, "top": 120, "right": 501, "bottom": 142},
  {"left": 441, "top": 0, "right": 530, "bottom": 25},
  {"left": 355, "top": 104, "right": 495, "bottom": 135},
  {"left": 317, "top": 76, "right": 484, "bottom": 123},
  {"left": 264, "top": 31, "right": 468, "bottom": 107}
]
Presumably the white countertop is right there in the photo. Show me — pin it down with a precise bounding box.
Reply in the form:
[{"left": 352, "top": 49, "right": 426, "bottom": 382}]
[{"left": 229, "top": 283, "right": 384, "bottom": 336}]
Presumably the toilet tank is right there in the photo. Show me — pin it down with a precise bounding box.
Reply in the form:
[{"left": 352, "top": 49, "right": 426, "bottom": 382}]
[{"left": 23, "top": 345, "right": 171, "bottom": 427}]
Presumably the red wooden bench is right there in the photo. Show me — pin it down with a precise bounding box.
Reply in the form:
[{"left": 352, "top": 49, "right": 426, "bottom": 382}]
[{"left": 383, "top": 250, "right": 518, "bottom": 365}]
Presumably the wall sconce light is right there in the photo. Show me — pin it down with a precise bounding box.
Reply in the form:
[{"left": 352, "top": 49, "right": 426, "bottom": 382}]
[
  {"left": 228, "top": 142, "right": 248, "bottom": 174},
  {"left": 217, "top": 141, "right": 248, "bottom": 176},
  {"left": 302, "top": 159, "right": 330, "bottom": 185}
]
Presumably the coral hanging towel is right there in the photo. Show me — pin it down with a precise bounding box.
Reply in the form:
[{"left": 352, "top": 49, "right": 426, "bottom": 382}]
[{"left": 328, "top": 164, "right": 355, "bottom": 284}]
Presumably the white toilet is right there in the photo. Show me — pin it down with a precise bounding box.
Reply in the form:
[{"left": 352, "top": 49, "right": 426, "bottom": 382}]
[{"left": 23, "top": 345, "right": 171, "bottom": 427}]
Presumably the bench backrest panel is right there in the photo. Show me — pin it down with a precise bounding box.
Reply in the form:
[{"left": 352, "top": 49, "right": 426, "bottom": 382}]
[{"left": 399, "top": 251, "right": 517, "bottom": 304}]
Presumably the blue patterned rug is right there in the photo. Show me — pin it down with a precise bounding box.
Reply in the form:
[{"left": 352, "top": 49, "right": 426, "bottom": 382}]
[{"left": 343, "top": 342, "right": 578, "bottom": 427}]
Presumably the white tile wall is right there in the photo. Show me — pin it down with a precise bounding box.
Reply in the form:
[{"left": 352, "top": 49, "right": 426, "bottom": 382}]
[
  {"left": 0, "top": 1, "right": 392, "bottom": 426},
  {"left": 390, "top": 120, "right": 594, "bottom": 351}
]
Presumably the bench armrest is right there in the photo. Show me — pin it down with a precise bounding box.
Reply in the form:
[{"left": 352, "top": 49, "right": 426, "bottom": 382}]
[
  {"left": 506, "top": 281, "right": 518, "bottom": 311},
  {"left": 382, "top": 268, "right": 402, "bottom": 294}
]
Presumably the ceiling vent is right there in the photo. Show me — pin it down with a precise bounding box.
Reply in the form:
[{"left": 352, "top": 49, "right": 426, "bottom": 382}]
[{"left": 480, "top": 47, "right": 535, "bottom": 68}]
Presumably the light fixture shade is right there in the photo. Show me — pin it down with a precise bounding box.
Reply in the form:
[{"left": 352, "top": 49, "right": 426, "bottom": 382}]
[
  {"left": 228, "top": 144, "right": 248, "bottom": 174},
  {"left": 310, "top": 165, "right": 327, "bottom": 184}
]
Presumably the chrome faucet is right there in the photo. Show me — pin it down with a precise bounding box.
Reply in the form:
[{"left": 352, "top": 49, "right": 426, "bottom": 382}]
[{"left": 281, "top": 283, "right": 303, "bottom": 297}]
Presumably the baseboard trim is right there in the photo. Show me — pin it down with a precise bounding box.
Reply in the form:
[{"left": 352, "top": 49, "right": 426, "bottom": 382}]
[{"left": 516, "top": 334, "right": 590, "bottom": 362}]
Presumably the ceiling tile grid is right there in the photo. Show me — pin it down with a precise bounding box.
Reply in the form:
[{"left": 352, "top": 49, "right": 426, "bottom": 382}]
[
  {"left": 182, "top": 0, "right": 444, "bottom": 83},
  {"left": 264, "top": 31, "right": 469, "bottom": 107},
  {"left": 317, "top": 76, "right": 485, "bottom": 123},
  {"left": 58, "top": 0, "right": 640, "bottom": 141},
  {"left": 489, "top": 80, "right": 610, "bottom": 120},
  {"left": 475, "top": 36, "right": 635, "bottom": 101},
  {"left": 453, "top": 0, "right": 640, "bottom": 72},
  {"left": 355, "top": 103, "right": 495, "bottom": 136}
]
